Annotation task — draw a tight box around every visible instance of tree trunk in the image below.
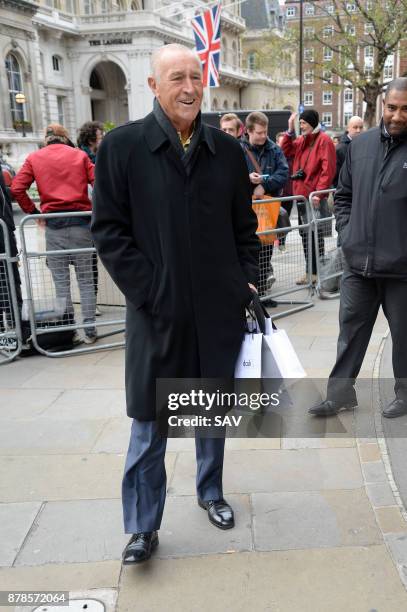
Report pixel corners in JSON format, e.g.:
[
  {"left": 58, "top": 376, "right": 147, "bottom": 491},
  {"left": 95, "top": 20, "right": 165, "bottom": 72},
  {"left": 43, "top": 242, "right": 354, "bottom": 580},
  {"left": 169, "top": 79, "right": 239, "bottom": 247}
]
[{"left": 363, "top": 85, "right": 381, "bottom": 128}]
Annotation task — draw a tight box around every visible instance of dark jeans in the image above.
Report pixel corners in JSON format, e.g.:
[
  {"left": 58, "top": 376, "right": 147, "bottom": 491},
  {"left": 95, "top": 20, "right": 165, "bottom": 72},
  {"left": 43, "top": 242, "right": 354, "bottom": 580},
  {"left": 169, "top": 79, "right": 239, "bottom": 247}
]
[
  {"left": 0, "top": 260, "right": 22, "bottom": 332},
  {"left": 279, "top": 201, "right": 293, "bottom": 247},
  {"left": 327, "top": 269, "right": 407, "bottom": 404},
  {"left": 298, "top": 202, "right": 325, "bottom": 275},
  {"left": 258, "top": 243, "right": 274, "bottom": 296}
]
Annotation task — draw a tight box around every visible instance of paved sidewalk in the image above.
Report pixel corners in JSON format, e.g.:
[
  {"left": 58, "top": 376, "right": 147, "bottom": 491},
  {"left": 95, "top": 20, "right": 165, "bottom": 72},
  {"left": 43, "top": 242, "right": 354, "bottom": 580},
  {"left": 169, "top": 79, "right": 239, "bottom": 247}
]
[{"left": 1, "top": 297, "right": 407, "bottom": 611}]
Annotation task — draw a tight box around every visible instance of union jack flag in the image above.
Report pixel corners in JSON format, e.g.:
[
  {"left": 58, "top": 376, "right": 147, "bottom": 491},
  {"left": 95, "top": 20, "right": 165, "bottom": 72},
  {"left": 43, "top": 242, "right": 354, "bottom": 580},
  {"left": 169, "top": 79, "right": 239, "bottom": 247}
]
[{"left": 191, "top": 3, "right": 221, "bottom": 88}]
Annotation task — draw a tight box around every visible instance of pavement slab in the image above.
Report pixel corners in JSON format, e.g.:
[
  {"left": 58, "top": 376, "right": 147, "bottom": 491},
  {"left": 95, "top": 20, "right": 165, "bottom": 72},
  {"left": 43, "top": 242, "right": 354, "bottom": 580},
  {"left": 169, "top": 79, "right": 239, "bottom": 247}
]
[
  {"left": 40, "top": 389, "right": 125, "bottom": 420},
  {"left": 158, "top": 494, "right": 252, "bottom": 558},
  {"left": 0, "top": 502, "right": 42, "bottom": 567},
  {"left": 0, "top": 454, "right": 127, "bottom": 502},
  {"left": 0, "top": 389, "right": 62, "bottom": 419},
  {"left": 90, "top": 417, "right": 131, "bottom": 454},
  {"left": 14, "top": 499, "right": 127, "bottom": 566},
  {"left": 117, "top": 547, "right": 407, "bottom": 612},
  {"left": 366, "top": 482, "right": 397, "bottom": 508},
  {"left": 169, "top": 448, "right": 363, "bottom": 496},
  {"left": 252, "top": 489, "right": 382, "bottom": 551},
  {"left": 0, "top": 560, "right": 121, "bottom": 591},
  {"left": 0, "top": 418, "right": 108, "bottom": 455}
]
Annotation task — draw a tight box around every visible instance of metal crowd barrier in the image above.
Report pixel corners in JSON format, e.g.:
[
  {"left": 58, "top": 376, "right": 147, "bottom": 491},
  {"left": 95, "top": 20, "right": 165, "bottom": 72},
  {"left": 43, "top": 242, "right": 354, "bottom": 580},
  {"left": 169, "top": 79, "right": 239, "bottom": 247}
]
[
  {"left": 255, "top": 195, "right": 314, "bottom": 319},
  {"left": 308, "top": 189, "right": 343, "bottom": 299},
  {"left": 19, "top": 212, "right": 125, "bottom": 357},
  {"left": 0, "top": 219, "right": 23, "bottom": 364}
]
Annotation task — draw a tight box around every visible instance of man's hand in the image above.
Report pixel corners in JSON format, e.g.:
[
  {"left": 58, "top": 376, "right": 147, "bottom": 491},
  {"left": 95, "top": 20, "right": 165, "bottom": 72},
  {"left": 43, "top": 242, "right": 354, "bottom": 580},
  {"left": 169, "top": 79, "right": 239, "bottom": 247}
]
[
  {"left": 311, "top": 195, "right": 321, "bottom": 208},
  {"left": 249, "top": 172, "right": 263, "bottom": 185},
  {"left": 288, "top": 112, "right": 298, "bottom": 132},
  {"left": 248, "top": 283, "right": 257, "bottom": 293},
  {"left": 35, "top": 218, "right": 46, "bottom": 228}
]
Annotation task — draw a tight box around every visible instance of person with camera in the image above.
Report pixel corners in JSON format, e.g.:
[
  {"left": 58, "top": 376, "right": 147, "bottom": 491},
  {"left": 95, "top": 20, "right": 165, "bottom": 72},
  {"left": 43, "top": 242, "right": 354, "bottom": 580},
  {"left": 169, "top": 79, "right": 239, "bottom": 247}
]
[
  {"left": 241, "top": 112, "right": 288, "bottom": 305},
  {"left": 281, "top": 110, "right": 336, "bottom": 284}
]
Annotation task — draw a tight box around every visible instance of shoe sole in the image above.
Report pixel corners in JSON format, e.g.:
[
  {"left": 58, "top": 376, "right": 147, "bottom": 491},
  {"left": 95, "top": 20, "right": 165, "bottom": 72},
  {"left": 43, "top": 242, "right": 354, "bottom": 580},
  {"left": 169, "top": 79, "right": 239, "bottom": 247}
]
[
  {"left": 309, "top": 403, "right": 357, "bottom": 417},
  {"left": 198, "top": 499, "right": 235, "bottom": 530},
  {"left": 382, "top": 411, "right": 407, "bottom": 419},
  {"left": 122, "top": 536, "right": 159, "bottom": 565}
]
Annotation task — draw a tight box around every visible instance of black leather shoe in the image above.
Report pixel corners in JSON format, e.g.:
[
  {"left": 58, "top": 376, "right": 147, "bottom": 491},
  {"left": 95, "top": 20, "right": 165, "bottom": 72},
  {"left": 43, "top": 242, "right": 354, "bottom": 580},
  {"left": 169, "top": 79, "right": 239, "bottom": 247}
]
[
  {"left": 122, "top": 531, "right": 159, "bottom": 564},
  {"left": 198, "top": 498, "right": 235, "bottom": 530},
  {"left": 308, "top": 399, "right": 357, "bottom": 417},
  {"left": 382, "top": 399, "right": 407, "bottom": 419}
]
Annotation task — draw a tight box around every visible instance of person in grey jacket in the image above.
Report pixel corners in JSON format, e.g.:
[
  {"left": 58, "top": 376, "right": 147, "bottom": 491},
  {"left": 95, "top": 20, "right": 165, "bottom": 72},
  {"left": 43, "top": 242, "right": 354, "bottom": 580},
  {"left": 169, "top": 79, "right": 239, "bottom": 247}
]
[{"left": 309, "top": 78, "right": 407, "bottom": 418}]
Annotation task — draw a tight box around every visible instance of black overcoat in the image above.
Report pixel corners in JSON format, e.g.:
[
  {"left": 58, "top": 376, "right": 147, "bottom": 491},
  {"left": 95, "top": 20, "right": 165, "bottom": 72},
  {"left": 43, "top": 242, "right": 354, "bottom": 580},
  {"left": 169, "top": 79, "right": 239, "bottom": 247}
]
[{"left": 91, "top": 112, "right": 260, "bottom": 420}]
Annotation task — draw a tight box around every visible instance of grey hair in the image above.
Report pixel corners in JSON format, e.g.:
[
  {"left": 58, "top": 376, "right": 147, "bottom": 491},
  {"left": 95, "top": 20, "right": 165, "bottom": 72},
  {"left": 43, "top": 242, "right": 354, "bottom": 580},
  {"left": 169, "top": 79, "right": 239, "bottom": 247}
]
[
  {"left": 150, "top": 44, "right": 202, "bottom": 81},
  {"left": 385, "top": 77, "right": 407, "bottom": 98}
]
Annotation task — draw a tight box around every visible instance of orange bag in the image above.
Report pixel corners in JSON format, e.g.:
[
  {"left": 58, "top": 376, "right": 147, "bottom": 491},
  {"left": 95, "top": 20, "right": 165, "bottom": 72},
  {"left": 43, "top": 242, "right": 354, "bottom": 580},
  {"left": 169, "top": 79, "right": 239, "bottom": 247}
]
[{"left": 252, "top": 197, "right": 281, "bottom": 245}]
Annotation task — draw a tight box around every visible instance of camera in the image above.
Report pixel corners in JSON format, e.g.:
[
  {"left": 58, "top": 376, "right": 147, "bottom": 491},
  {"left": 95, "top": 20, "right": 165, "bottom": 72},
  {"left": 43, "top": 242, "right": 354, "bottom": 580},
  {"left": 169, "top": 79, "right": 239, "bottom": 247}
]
[{"left": 290, "top": 168, "right": 306, "bottom": 181}]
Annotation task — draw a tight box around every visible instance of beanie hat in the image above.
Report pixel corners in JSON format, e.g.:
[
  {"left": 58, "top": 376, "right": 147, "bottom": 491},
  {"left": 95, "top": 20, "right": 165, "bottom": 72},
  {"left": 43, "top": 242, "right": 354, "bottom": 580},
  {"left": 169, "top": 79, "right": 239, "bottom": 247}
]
[{"left": 299, "top": 109, "right": 319, "bottom": 129}]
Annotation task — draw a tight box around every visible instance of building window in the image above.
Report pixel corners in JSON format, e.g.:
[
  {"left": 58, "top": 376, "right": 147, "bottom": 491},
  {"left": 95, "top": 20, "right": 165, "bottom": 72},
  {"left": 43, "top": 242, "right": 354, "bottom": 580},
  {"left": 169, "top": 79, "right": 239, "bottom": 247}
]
[
  {"left": 83, "top": 0, "right": 96, "bottom": 14},
  {"left": 364, "top": 23, "right": 374, "bottom": 34},
  {"left": 346, "top": 24, "right": 356, "bottom": 36},
  {"left": 323, "top": 69, "right": 333, "bottom": 83},
  {"left": 304, "top": 48, "right": 314, "bottom": 62},
  {"left": 344, "top": 111, "right": 353, "bottom": 126},
  {"left": 323, "top": 26, "right": 334, "bottom": 38},
  {"left": 52, "top": 55, "right": 62, "bottom": 72},
  {"left": 322, "top": 112, "right": 332, "bottom": 127},
  {"left": 304, "top": 91, "right": 314, "bottom": 106},
  {"left": 222, "top": 37, "right": 228, "bottom": 65},
  {"left": 286, "top": 6, "right": 296, "bottom": 18},
  {"left": 384, "top": 54, "right": 394, "bottom": 80},
  {"left": 57, "top": 96, "right": 65, "bottom": 125},
  {"left": 247, "top": 52, "right": 259, "bottom": 71},
  {"left": 304, "top": 26, "right": 315, "bottom": 39},
  {"left": 346, "top": 3, "right": 356, "bottom": 12},
  {"left": 305, "top": 4, "right": 315, "bottom": 16},
  {"left": 323, "top": 91, "right": 333, "bottom": 105},
  {"left": 344, "top": 89, "right": 353, "bottom": 104},
  {"left": 323, "top": 47, "right": 333, "bottom": 61},
  {"left": 304, "top": 70, "right": 314, "bottom": 84},
  {"left": 364, "top": 46, "right": 374, "bottom": 58},
  {"left": 5, "top": 52, "right": 25, "bottom": 125},
  {"left": 326, "top": 4, "right": 335, "bottom": 14},
  {"left": 366, "top": 0, "right": 373, "bottom": 9}
]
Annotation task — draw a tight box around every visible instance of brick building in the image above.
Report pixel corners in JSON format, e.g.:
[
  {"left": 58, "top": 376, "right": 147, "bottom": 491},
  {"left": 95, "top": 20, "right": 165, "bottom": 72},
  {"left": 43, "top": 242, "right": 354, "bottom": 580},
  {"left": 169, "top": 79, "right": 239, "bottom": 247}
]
[{"left": 284, "top": 0, "right": 405, "bottom": 133}]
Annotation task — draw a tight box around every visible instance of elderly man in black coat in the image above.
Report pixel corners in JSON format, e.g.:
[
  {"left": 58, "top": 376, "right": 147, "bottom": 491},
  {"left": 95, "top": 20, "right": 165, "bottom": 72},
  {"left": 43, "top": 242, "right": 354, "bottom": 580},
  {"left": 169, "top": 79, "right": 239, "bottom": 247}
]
[{"left": 92, "top": 43, "right": 260, "bottom": 564}]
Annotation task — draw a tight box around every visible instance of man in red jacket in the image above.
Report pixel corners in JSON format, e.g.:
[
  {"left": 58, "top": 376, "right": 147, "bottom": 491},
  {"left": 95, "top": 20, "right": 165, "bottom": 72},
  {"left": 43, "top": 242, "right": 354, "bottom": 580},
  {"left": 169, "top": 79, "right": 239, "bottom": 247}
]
[
  {"left": 11, "top": 124, "right": 97, "bottom": 344},
  {"left": 281, "top": 110, "right": 336, "bottom": 283}
]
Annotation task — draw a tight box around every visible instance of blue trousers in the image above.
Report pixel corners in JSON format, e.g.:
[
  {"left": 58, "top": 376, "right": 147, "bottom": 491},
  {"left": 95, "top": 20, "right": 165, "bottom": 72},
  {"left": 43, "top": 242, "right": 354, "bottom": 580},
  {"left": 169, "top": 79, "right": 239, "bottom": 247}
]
[{"left": 122, "top": 419, "right": 225, "bottom": 533}]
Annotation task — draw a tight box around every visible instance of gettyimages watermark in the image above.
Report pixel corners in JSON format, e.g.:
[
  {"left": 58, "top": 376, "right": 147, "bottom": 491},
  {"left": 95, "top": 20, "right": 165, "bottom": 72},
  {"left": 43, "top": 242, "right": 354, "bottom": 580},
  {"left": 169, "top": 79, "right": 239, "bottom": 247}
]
[{"left": 156, "top": 378, "right": 407, "bottom": 438}]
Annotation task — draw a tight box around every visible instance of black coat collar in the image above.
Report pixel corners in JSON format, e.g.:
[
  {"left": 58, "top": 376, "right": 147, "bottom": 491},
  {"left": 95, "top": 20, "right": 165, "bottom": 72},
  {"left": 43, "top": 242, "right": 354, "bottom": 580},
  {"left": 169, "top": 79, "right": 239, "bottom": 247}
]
[{"left": 143, "top": 111, "right": 216, "bottom": 155}]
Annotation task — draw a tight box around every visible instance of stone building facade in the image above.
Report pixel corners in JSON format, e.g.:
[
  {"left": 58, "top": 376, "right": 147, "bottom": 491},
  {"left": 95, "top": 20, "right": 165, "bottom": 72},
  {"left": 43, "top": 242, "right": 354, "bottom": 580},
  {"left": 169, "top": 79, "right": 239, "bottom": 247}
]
[{"left": 1, "top": 0, "right": 295, "bottom": 166}]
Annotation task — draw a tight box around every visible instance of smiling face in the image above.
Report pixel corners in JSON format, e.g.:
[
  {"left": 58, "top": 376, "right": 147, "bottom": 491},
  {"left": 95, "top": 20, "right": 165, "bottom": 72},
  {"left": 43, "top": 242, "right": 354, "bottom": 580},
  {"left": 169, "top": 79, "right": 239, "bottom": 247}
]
[
  {"left": 148, "top": 48, "right": 203, "bottom": 134},
  {"left": 383, "top": 88, "right": 407, "bottom": 137}
]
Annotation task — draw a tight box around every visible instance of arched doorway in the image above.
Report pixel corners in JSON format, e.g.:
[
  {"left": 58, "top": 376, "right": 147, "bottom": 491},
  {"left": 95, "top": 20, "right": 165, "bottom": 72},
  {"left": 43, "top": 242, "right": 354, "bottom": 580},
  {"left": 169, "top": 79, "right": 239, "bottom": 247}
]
[{"left": 89, "top": 61, "right": 128, "bottom": 127}]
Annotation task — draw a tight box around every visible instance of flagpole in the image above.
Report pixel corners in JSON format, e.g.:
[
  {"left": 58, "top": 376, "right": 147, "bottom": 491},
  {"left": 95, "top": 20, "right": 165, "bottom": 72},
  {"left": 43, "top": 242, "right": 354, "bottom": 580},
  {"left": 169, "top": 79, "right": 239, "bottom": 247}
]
[{"left": 206, "top": 86, "right": 211, "bottom": 111}]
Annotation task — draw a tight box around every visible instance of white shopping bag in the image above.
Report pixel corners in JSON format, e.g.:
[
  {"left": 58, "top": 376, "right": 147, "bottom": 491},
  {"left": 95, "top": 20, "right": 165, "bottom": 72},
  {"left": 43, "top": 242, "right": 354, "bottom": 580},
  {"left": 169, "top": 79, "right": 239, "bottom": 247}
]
[
  {"left": 263, "top": 329, "right": 307, "bottom": 379},
  {"left": 234, "top": 332, "right": 262, "bottom": 378}
]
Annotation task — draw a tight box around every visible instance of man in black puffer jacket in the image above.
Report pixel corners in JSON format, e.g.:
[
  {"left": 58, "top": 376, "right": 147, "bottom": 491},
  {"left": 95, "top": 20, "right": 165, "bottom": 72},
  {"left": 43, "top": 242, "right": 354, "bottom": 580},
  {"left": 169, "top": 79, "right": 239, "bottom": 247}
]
[{"left": 310, "top": 77, "right": 407, "bottom": 418}]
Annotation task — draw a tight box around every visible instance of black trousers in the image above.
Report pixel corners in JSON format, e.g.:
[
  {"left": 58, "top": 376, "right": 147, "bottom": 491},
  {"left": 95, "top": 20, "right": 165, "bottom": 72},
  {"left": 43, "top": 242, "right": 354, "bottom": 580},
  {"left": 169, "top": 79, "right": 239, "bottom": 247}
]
[
  {"left": 298, "top": 202, "right": 325, "bottom": 275},
  {"left": 327, "top": 269, "right": 407, "bottom": 403}
]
